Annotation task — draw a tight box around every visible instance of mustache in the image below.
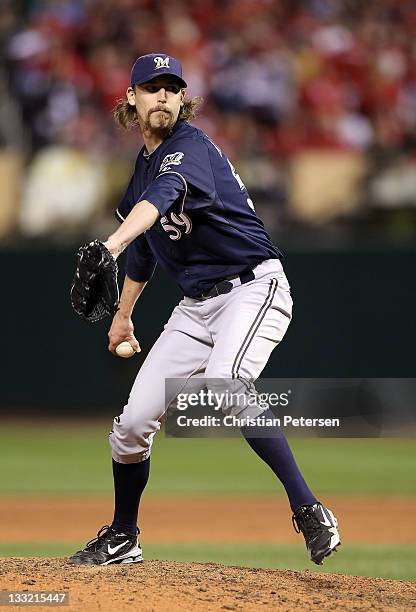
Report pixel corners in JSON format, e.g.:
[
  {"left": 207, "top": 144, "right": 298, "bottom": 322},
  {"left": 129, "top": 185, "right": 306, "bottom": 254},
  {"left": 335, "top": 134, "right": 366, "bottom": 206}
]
[{"left": 149, "top": 106, "right": 172, "bottom": 116}]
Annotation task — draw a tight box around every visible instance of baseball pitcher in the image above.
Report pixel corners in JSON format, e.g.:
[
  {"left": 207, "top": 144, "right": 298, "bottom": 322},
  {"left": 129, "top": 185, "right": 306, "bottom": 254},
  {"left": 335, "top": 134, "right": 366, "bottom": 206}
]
[{"left": 69, "top": 53, "right": 340, "bottom": 566}]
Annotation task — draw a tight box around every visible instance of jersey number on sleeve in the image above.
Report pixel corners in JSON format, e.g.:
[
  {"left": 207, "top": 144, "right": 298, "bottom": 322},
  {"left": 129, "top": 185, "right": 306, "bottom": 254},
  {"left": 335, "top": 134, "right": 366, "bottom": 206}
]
[{"left": 161, "top": 212, "right": 192, "bottom": 241}]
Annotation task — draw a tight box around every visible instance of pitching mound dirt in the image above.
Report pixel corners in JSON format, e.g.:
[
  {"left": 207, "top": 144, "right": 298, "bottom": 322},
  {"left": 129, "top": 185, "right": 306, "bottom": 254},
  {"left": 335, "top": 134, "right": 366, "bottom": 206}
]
[{"left": 1, "top": 558, "right": 415, "bottom": 611}]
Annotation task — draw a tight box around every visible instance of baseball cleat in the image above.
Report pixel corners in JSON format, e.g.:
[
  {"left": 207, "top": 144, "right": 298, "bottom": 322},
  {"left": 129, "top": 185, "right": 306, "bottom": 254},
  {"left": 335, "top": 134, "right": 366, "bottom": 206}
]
[
  {"left": 68, "top": 525, "right": 143, "bottom": 566},
  {"left": 292, "top": 502, "right": 340, "bottom": 565}
]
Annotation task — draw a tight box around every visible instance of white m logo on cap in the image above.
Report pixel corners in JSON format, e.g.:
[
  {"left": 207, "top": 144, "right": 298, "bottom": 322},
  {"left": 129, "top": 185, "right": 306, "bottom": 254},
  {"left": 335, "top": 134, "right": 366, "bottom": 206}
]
[{"left": 154, "top": 56, "right": 170, "bottom": 69}]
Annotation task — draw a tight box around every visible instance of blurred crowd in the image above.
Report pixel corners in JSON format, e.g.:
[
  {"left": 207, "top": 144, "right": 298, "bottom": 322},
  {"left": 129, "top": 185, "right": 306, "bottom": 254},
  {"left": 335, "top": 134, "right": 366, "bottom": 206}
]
[{"left": 1, "top": 0, "right": 416, "bottom": 243}]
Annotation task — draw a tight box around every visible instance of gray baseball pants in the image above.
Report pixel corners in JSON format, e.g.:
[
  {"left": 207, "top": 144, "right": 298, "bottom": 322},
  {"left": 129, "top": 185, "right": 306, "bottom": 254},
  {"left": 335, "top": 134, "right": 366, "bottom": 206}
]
[{"left": 109, "top": 258, "right": 293, "bottom": 464}]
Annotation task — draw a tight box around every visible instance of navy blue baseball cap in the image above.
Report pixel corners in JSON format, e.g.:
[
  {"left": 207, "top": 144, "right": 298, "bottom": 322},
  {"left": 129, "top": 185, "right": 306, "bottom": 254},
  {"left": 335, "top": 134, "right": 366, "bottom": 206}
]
[{"left": 130, "top": 53, "right": 187, "bottom": 88}]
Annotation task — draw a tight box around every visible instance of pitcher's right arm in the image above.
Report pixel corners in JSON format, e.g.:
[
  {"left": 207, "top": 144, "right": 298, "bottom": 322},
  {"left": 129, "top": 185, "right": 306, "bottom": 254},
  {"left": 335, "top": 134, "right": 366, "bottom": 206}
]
[{"left": 108, "top": 275, "right": 147, "bottom": 355}]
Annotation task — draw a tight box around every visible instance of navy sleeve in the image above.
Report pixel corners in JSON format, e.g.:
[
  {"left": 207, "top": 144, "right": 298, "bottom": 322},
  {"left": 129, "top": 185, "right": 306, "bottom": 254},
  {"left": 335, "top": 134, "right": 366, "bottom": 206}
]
[
  {"left": 159, "top": 137, "right": 215, "bottom": 194},
  {"left": 139, "top": 172, "right": 186, "bottom": 217},
  {"left": 141, "top": 137, "right": 216, "bottom": 215},
  {"left": 125, "top": 235, "right": 157, "bottom": 283}
]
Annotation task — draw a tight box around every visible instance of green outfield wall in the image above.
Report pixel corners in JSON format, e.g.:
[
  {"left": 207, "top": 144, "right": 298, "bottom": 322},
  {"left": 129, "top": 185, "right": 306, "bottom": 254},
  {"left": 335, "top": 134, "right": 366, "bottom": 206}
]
[{"left": 1, "top": 248, "right": 415, "bottom": 412}]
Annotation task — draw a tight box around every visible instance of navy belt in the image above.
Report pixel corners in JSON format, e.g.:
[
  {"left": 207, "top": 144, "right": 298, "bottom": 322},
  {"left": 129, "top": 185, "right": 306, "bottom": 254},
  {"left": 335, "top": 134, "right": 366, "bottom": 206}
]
[{"left": 197, "top": 269, "right": 255, "bottom": 300}]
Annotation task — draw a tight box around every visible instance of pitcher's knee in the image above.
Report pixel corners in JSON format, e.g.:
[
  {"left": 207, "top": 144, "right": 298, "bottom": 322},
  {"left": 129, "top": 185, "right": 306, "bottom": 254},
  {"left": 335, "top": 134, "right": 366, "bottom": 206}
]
[
  {"left": 204, "top": 375, "right": 262, "bottom": 419},
  {"left": 108, "top": 410, "right": 160, "bottom": 464}
]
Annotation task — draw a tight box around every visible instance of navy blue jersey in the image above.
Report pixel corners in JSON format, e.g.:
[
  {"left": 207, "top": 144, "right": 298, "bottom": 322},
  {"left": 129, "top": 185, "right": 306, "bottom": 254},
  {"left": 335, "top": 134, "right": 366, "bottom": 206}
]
[{"left": 116, "top": 120, "right": 282, "bottom": 298}]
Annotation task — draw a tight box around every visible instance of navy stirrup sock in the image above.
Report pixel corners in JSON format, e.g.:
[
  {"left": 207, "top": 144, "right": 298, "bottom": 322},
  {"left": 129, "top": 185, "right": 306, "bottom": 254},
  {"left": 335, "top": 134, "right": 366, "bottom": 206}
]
[
  {"left": 111, "top": 457, "right": 150, "bottom": 536},
  {"left": 241, "top": 409, "right": 317, "bottom": 512}
]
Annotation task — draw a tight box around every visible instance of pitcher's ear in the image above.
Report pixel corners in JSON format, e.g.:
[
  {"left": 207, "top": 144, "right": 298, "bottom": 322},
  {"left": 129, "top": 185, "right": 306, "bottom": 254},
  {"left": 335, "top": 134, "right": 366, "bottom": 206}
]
[{"left": 127, "top": 86, "right": 136, "bottom": 107}]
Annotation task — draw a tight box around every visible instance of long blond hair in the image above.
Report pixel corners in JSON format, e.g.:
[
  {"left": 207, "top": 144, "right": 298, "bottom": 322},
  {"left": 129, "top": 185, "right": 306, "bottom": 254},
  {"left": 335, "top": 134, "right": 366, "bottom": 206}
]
[{"left": 113, "top": 92, "right": 203, "bottom": 131}]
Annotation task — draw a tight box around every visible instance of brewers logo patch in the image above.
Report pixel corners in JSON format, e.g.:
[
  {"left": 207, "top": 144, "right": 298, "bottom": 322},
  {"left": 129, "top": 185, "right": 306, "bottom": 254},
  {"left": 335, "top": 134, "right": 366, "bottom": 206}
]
[{"left": 159, "top": 152, "right": 184, "bottom": 173}]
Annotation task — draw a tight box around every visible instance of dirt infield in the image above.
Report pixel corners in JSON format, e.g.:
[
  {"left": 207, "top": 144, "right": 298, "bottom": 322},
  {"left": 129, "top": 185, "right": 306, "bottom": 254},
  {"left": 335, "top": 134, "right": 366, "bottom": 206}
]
[
  {"left": 1, "top": 495, "right": 416, "bottom": 544},
  {"left": 1, "top": 558, "right": 415, "bottom": 611},
  {"left": 2, "top": 496, "right": 416, "bottom": 610}
]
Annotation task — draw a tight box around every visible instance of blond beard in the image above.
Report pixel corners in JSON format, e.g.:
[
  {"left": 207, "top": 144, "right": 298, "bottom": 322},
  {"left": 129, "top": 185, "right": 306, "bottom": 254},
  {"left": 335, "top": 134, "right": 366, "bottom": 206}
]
[{"left": 141, "top": 109, "right": 176, "bottom": 139}]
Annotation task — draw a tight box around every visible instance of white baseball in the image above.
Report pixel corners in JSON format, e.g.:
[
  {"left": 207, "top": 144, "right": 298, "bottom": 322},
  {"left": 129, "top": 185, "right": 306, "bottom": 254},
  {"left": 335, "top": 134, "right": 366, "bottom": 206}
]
[{"left": 115, "top": 341, "right": 136, "bottom": 358}]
